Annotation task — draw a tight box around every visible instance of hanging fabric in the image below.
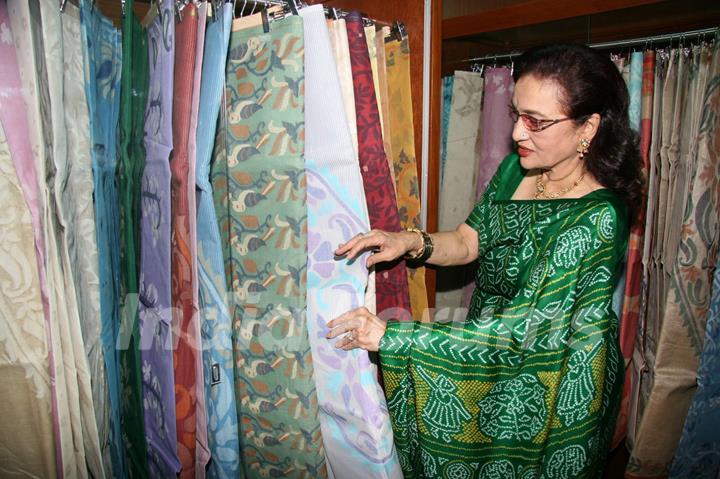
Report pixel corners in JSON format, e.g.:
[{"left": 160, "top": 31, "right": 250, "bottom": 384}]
[
  {"left": 346, "top": 12, "right": 412, "bottom": 321},
  {"left": 195, "top": 3, "right": 241, "bottom": 478},
  {"left": 671, "top": 267, "right": 720, "bottom": 477},
  {"left": 665, "top": 45, "right": 713, "bottom": 272},
  {"left": 138, "top": 0, "right": 182, "bottom": 475},
  {"left": 187, "top": 3, "right": 211, "bottom": 475},
  {"left": 223, "top": 12, "right": 327, "bottom": 477},
  {"left": 0, "top": 119, "right": 58, "bottom": 478},
  {"left": 42, "top": 1, "right": 107, "bottom": 471},
  {"left": 61, "top": 3, "right": 111, "bottom": 474},
  {"left": 657, "top": 49, "right": 687, "bottom": 308},
  {"left": 300, "top": 6, "right": 402, "bottom": 477},
  {"left": 327, "top": 17, "right": 378, "bottom": 317},
  {"left": 473, "top": 67, "right": 515, "bottom": 198},
  {"left": 327, "top": 18, "right": 358, "bottom": 156},
  {"left": 364, "top": 25, "right": 393, "bottom": 185},
  {"left": 614, "top": 49, "right": 656, "bottom": 447},
  {"left": 210, "top": 113, "right": 232, "bottom": 284},
  {"left": 384, "top": 34, "right": 429, "bottom": 320},
  {"left": 0, "top": 3, "right": 57, "bottom": 475},
  {"left": 460, "top": 66, "right": 515, "bottom": 308},
  {"left": 436, "top": 70, "right": 483, "bottom": 310},
  {"left": 627, "top": 48, "right": 669, "bottom": 449},
  {"left": 627, "top": 42, "right": 718, "bottom": 477},
  {"left": 118, "top": 1, "right": 151, "bottom": 475},
  {"left": 629, "top": 51, "right": 644, "bottom": 130},
  {"left": 79, "top": 0, "right": 125, "bottom": 475},
  {"left": 376, "top": 26, "right": 396, "bottom": 192},
  {"left": 440, "top": 75, "right": 454, "bottom": 187},
  {"left": 8, "top": 0, "right": 104, "bottom": 476},
  {"left": 171, "top": 5, "right": 202, "bottom": 475},
  {"left": 40, "top": 0, "right": 106, "bottom": 472}
]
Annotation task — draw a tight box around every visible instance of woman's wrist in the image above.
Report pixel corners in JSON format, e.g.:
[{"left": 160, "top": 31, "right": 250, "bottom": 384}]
[
  {"left": 403, "top": 228, "right": 434, "bottom": 262},
  {"left": 403, "top": 229, "right": 424, "bottom": 257}
]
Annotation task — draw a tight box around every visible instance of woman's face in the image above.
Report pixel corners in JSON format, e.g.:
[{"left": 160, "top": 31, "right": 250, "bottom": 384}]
[{"left": 511, "top": 74, "right": 586, "bottom": 172}]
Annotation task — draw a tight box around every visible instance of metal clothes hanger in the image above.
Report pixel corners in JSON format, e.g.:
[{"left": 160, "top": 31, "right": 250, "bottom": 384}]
[{"left": 286, "top": 0, "right": 299, "bottom": 16}]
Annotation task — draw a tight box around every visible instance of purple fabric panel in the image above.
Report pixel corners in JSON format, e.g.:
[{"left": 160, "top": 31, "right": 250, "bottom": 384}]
[
  {"left": 138, "top": 1, "right": 180, "bottom": 476},
  {"left": 475, "top": 67, "right": 515, "bottom": 200}
]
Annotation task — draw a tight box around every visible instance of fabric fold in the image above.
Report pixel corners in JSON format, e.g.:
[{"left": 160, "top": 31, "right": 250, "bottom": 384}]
[{"left": 301, "top": 6, "right": 402, "bottom": 478}]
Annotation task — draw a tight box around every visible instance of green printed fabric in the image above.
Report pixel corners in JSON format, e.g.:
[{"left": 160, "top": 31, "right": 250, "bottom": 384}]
[
  {"left": 222, "top": 17, "right": 326, "bottom": 478},
  {"left": 118, "top": 5, "right": 150, "bottom": 476},
  {"left": 380, "top": 153, "right": 629, "bottom": 479}
]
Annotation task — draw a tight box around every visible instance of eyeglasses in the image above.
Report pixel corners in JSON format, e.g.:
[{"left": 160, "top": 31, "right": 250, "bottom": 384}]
[{"left": 508, "top": 105, "right": 574, "bottom": 132}]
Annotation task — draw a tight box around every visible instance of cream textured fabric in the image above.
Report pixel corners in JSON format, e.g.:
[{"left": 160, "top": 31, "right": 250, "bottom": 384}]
[
  {"left": 0, "top": 114, "right": 58, "bottom": 479},
  {"left": 327, "top": 19, "right": 357, "bottom": 156},
  {"left": 436, "top": 71, "right": 484, "bottom": 310},
  {"left": 39, "top": 0, "right": 103, "bottom": 474},
  {"left": 9, "top": 1, "right": 103, "bottom": 476},
  {"left": 61, "top": 4, "right": 111, "bottom": 474}
]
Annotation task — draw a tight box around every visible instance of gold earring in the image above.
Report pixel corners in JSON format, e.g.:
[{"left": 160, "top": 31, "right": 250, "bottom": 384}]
[{"left": 577, "top": 138, "right": 590, "bottom": 158}]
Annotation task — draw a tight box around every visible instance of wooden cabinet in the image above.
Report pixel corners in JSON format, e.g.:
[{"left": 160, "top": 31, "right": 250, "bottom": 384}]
[{"left": 441, "top": 0, "right": 720, "bottom": 74}]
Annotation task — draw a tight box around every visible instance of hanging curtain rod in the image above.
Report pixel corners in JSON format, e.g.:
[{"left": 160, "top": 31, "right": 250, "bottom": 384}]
[
  {"left": 234, "top": 0, "right": 406, "bottom": 35},
  {"left": 82, "top": 0, "right": 408, "bottom": 39},
  {"left": 456, "top": 26, "right": 719, "bottom": 65}
]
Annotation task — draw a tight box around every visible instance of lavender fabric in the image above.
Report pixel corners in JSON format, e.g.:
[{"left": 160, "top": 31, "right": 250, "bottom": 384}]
[
  {"left": 474, "top": 67, "right": 514, "bottom": 200},
  {"left": 138, "top": 1, "right": 180, "bottom": 475}
]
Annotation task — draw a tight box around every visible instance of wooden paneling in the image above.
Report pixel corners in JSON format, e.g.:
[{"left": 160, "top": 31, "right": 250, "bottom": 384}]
[
  {"left": 425, "top": 0, "right": 442, "bottom": 305},
  {"left": 441, "top": 0, "right": 720, "bottom": 73},
  {"left": 443, "top": 0, "right": 526, "bottom": 20},
  {"left": 93, "top": 0, "right": 150, "bottom": 26},
  {"left": 443, "top": 0, "right": 666, "bottom": 39}
]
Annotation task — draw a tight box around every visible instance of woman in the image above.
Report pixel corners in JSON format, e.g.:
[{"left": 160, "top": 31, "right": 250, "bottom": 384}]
[{"left": 327, "top": 44, "right": 643, "bottom": 478}]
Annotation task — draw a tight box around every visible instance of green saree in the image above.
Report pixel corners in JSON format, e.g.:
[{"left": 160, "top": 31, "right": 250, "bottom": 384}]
[{"left": 380, "top": 153, "right": 628, "bottom": 479}]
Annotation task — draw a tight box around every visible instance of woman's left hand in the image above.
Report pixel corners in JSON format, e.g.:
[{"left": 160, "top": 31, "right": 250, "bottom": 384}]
[{"left": 326, "top": 307, "right": 386, "bottom": 352}]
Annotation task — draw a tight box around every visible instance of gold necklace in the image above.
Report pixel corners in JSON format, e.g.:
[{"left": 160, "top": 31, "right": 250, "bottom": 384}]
[{"left": 534, "top": 172, "right": 585, "bottom": 199}]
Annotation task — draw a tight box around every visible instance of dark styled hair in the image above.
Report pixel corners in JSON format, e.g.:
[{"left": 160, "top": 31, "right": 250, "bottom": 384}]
[{"left": 513, "top": 43, "right": 644, "bottom": 219}]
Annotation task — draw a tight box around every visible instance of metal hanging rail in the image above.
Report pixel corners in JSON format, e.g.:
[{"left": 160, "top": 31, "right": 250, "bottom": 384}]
[
  {"left": 102, "top": 0, "right": 408, "bottom": 39},
  {"left": 455, "top": 26, "right": 719, "bottom": 65},
  {"left": 235, "top": 0, "right": 405, "bottom": 34}
]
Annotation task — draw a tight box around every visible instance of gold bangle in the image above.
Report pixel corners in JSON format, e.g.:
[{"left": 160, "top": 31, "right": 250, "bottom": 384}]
[{"left": 404, "top": 228, "right": 425, "bottom": 259}]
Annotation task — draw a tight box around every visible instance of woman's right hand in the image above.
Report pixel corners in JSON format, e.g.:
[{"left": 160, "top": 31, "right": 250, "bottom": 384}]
[{"left": 334, "top": 229, "right": 421, "bottom": 268}]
